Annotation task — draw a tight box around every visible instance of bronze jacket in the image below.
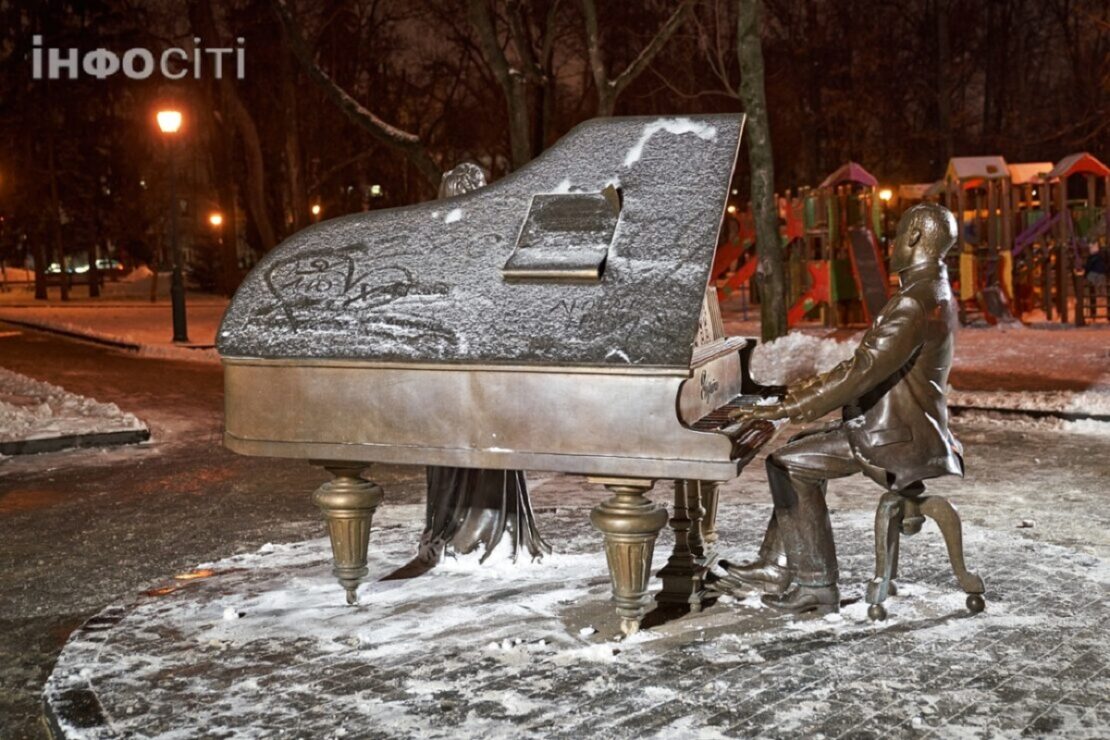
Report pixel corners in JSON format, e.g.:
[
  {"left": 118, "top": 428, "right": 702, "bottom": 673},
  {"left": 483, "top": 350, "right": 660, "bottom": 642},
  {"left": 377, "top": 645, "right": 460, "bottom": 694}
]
[{"left": 782, "top": 262, "right": 964, "bottom": 490}]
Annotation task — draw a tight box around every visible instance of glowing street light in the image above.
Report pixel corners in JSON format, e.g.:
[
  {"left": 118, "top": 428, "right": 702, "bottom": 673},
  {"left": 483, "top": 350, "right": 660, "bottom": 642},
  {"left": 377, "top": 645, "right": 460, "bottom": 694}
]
[
  {"left": 155, "top": 107, "right": 188, "bottom": 343},
  {"left": 208, "top": 212, "right": 224, "bottom": 227},
  {"left": 311, "top": 203, "right": 321, "bottom": 217},
  {"left": 156, "top": 110, "right": 182, "bottom": 134},
  {"left": 878, "top": 188, "right": 894, "bottom": 203},
  {"left": 726, "top": 204, "right": 738, "bottom": 214}
]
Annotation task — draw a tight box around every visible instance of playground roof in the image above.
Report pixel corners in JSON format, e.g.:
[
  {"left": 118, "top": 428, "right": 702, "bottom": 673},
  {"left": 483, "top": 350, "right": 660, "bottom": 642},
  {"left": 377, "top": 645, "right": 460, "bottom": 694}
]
[
  {"left": 898, "top": 183, "right": 934, "bottom": 200},
  {"left": 946, "top": 156, "right": 1009, "bottom": 182},
  {"left": 819, "top": 161, "right": 878, "bottom": 189},
  {"left": 1008, "top": 162, "right": 1054, "bottom": 185},
  {"left": 924, "top": 180, "right": 946, "bottom": 197},
  {"left": 1045, "top": 152, "right": 1110, "bottom": 180}
]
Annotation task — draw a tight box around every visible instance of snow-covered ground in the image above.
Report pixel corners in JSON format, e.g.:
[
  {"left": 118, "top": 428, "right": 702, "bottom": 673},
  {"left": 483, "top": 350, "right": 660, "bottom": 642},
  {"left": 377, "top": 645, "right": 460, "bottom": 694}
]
[
  {"left": 0, "top": 367, "right": 147, "bottom": 451},
  {"left": 45, "top": 497, "right": 1109, "bottom": 738},
  {"left": 0, "top": 301, "right": 225, "bottom": 362}
]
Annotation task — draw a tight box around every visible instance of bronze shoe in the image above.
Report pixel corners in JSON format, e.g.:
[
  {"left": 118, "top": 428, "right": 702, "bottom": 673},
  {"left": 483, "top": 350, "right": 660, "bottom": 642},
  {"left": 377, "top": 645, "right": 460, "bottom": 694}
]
[
  {"left": 761, "top": 584, "right": 840, "bottom": 615},
  {"left": 719, "top": 557, "right": 792, "bottom": 595}
]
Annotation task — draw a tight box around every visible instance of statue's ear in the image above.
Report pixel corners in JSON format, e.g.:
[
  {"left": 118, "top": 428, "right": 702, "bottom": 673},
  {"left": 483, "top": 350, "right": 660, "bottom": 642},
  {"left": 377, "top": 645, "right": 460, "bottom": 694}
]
[{"left": 909, "top": 228, "right": 923, "bottom": 247}]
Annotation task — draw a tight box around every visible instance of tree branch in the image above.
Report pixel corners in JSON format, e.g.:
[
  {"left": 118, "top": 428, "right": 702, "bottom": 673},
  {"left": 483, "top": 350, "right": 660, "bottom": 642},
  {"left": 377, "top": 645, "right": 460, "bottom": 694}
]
[
  {"left": 580, "top": 0, "right": 694, "bottom": 115},
  {"left": 609, "top": 0, "right": 695, "bottom": 97},
  {"left": 270, "top": 0, "right": 441, "bottom": 187}
]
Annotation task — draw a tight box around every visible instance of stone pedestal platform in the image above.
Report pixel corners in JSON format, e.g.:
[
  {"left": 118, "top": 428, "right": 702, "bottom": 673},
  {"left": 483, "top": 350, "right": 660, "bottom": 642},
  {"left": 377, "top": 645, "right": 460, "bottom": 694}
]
[{"left": 45, "top": 504, "right": 1109, "bottom": 738}]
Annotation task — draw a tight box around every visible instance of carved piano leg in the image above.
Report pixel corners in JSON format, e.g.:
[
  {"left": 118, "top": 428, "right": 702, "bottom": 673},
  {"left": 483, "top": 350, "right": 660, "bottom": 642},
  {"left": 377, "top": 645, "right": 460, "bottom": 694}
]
[
  {"left": 656, "top": 480, "right": 707, "bottom": 612},
  {"left": 698, "top": 481, "right": 721, "bottom": 565},
  {"left": 588, "top": 477, "right": 668, "bottom": 637},
  {"left": 312, "top": 462, "right": 384, "bottom": 605}
]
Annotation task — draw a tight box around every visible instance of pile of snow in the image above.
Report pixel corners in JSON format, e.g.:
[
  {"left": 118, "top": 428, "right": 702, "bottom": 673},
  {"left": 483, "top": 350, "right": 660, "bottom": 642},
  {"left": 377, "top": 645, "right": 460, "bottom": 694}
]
[
  {"left": 0, "top": 366, "right": 146, "bottom": 444},
  {"left": 750, "top": 331, "right": 859, "bottom": 385},
  {"left": 949, "top": 388, "right": 1110, "bottom": 417},
  {"left": 119, "top": 265, "right": 155, "bottom": 283}
]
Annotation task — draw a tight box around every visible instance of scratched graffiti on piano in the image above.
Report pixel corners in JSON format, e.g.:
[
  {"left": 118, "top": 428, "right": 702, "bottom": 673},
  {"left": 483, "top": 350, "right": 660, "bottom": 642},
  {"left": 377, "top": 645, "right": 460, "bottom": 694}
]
[{"left": 258, "top": 246, "right": 460, "bottom": 353}]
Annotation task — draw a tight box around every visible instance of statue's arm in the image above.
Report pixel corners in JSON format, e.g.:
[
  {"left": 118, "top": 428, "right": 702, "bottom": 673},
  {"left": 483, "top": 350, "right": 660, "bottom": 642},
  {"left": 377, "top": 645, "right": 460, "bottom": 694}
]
[{"left": 783, "top": 295, "right": 925, "bottom": 422}]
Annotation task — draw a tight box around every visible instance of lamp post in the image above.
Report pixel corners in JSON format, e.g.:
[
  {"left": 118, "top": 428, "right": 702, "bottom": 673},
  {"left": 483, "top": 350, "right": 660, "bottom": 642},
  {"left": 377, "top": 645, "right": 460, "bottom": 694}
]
[{"left": 156, "top": 109, "right": 188, "bottom": 343}]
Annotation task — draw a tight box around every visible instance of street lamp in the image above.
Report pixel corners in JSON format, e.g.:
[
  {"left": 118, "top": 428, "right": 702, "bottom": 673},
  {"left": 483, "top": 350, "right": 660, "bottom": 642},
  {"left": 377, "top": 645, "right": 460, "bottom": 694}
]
[
  {"left": 310, "top": 203, "right": 321, "bottom": 220},
  {"left": 878, "top": 188, "right": 894, "bottom": 203},
  {"left": 208, "top": 212, "right": 223, "bottom": 227},
  {"left": 156, "top": 108, "right": 188, "bottom": 343}
]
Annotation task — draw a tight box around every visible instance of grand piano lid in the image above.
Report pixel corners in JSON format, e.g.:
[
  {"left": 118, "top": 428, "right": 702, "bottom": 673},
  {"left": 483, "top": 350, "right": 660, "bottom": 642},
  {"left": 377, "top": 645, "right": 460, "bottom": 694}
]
[{"left": 217, "top": 114, "right": 744, "bottom": 369}]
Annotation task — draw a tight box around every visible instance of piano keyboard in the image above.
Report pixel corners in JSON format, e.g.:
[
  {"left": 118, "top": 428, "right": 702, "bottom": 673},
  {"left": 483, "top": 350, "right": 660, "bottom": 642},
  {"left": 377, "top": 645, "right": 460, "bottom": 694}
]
[{"left": 691, "top": 394, "right": 773, "bottom": 431}]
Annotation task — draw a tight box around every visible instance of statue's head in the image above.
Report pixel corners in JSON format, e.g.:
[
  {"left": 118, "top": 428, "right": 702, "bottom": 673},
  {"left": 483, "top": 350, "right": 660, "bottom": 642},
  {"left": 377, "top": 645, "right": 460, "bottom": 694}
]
[
  {"left": 890, "top": 202, "right": 958, "bottom": 273},
  {"left": 438, "top": 161, "right": 489, "bottom": 199}
]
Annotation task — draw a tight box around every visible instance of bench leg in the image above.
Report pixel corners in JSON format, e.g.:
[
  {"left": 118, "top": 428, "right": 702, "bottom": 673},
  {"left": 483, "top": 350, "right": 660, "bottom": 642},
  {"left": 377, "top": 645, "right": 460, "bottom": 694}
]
[
  {"left": 918, "top": 495, "right": 986, "bottom": 612},
  {"left": 589, "top": 478, "right": 668, "bottom": 637},
  {"left": 313, "top": 462, "right": 384, "bottom": 605},
  {"left": 867, "top": 491, "right": 904, "bottom": 621}
]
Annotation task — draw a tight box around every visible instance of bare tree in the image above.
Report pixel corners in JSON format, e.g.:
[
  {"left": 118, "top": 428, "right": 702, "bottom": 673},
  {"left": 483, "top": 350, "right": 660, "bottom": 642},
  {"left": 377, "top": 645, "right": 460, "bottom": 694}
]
[
  {"left": 736, "top": 0, "right": 786, "bottom": 340},
  {"left": 580, "top": 0, "right": 695, "bottom": 116},
  {"left": 271, "top": 0, "right": 443, "bottom": 188}
]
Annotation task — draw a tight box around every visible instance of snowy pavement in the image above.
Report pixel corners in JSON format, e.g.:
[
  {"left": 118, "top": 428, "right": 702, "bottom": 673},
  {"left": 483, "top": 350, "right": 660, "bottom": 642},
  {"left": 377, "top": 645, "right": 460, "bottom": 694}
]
[
  {"left": 0, "top": 297, "right": 226, "bottom": 362},
  {"left": 45, "top": 449, "right": 1109, "bottom": 738}
]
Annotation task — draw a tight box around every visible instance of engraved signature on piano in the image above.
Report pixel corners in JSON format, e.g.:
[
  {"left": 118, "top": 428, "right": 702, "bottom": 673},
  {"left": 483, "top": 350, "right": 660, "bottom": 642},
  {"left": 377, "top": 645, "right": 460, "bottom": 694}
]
[
  {"left": 699, "top": 369, "right": 720, "bottom": 402},
  {"left": 260, "top": 246, "right": 459, "bottom": 353}
]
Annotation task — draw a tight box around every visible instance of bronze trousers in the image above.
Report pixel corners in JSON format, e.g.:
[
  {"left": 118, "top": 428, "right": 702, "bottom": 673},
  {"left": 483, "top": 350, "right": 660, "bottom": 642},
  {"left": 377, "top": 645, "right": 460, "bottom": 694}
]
[{"left": 760, "top": 427, "right": 864, "bottom": 587}]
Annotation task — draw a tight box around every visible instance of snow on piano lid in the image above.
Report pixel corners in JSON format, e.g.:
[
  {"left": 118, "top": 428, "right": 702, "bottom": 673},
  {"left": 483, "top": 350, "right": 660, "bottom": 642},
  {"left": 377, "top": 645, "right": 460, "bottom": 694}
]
[{"left": 217, "top": 114, "right": 744, "bottom": 368}]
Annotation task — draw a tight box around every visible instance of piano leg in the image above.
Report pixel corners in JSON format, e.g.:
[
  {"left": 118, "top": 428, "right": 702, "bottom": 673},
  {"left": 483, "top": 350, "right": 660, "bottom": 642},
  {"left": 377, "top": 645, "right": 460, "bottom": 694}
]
[
  {"left": 588, "top": 478, "right": 668, "bottom": 637},
  {"left": 312, "top": 462, "right": 384, "bottom": 605},
  {"left": 656, "top": 480, "right": 708, "bottom": 612},
  {"left": 698, "top": 481, "right": 721, "bottom": 565}
]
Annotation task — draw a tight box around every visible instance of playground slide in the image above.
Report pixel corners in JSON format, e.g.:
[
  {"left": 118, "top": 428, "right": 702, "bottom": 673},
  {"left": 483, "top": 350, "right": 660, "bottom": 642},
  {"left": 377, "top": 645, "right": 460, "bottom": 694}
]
[
  {"left": 847, "top": 227, "right": 890, "bottom": 323},
  {"left": 1012, "top": 212, "right": 1061, "bottom": 256},
  {"left": 786, "top": 262, "right": 831, "bottom": 327},
  {"left": 716, "top": 253, "right": 758, "bottom": 297}
]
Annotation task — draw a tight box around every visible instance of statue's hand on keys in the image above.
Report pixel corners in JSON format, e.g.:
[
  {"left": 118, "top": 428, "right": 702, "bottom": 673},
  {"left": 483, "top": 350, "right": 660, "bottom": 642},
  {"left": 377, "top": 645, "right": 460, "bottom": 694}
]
[{"left": 729, "top": 402, "right": 788, "bottom": 423}]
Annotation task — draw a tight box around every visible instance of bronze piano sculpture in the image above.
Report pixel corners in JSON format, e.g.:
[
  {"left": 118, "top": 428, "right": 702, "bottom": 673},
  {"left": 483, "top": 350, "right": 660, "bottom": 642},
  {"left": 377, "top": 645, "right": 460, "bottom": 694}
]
[{"left": 216, "top": 114, "right": 780, "bottom": 636}]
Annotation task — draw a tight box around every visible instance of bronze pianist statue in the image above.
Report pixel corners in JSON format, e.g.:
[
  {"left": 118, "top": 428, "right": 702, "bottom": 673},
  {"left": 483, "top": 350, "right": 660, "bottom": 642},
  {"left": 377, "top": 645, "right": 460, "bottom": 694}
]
[
  {"left": 720, "top": 203, "right": 968, "bottom": 615},
  {"left": 216, "top": 114, "right": 778, "bottom": 635}
]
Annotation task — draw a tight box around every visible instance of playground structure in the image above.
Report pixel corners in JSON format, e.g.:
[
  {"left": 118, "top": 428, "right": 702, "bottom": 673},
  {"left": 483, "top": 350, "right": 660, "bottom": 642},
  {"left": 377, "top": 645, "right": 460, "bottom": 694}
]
[
  {"left": 942, "top": 156, "right": 1017, "bottom": 324},
  {"left": 1042, "top": 153, "right": 1109, "bottom": 325},
  {"left": 788, "top": 162, "right": 889, "bottom": 327},
  {"left": 713, "top": 152, "right": 1108, "bottom": 327},
  {"left": 713, "top": 162, "right": 891, "bottom": 328}
]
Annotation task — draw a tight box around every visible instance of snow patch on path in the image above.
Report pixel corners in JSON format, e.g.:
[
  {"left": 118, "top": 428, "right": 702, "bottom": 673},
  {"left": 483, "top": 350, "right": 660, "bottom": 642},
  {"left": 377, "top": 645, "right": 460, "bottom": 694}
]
[{"left": 0, "top": 366, "right": 146, "bottom": 444}]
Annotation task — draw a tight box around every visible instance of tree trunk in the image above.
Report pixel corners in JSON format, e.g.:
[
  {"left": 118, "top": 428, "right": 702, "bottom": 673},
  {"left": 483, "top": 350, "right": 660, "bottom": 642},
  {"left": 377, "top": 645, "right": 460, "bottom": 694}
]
[
  {"left": 936, "top": 0, "right": 953, "bottom": 164},
  {"left": 737, "top": 0, "right": 786, "bottom": 341},
  {"left": 46, "top": 132, "right": 68, "bottom": 302},
  {"left": 282, "top": 52, "right": 307, "bottom": 233},
  {"left": 468, "top": 0, "right": 534, "bottom": 169},
  {"left": 191, "top": 0, "right": 278, "bottom": 254},
  {"left": 225, "top": 87, "right": 277, "bottom": 253}
]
